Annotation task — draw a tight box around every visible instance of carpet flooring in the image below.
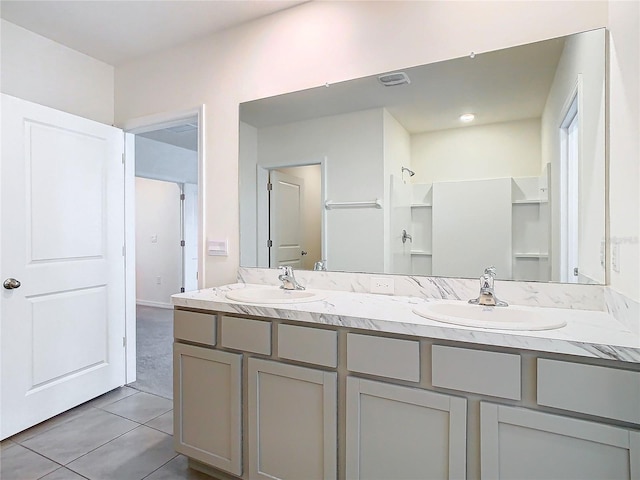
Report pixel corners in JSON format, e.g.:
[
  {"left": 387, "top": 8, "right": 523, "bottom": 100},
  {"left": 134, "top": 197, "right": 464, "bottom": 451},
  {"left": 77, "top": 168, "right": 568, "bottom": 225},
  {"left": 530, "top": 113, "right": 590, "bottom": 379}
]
[{"left": 130, "top": 305, "right": 173, "bottom": 400}]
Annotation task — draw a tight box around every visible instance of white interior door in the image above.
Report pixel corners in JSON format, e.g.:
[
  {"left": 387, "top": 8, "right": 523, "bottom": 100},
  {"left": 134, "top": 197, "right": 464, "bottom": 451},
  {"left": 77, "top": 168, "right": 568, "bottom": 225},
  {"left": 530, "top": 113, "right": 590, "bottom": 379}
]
[
  {"left": 1, "top": 94, "right": 126, "bottom": 439},
  {"left": 269, "top": 170, "right": 304, "bottom": 268}
]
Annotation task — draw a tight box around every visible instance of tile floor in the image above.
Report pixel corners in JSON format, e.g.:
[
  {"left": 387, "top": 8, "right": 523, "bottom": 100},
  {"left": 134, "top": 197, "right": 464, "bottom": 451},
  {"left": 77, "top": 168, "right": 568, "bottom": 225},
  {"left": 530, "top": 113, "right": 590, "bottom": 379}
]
[{"left": 0, "top": 387, "right": 211, "bottom": 480}]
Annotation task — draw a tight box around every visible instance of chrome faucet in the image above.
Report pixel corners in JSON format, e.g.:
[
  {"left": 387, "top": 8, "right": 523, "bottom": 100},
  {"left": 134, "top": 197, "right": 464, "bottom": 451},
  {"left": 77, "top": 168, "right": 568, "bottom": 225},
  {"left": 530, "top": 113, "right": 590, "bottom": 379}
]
[
  {"left": 468, "top": 266, "right": 508, "bottom": 307},
  {"left": 313, "top": 260, "right": 327, "bottom": 271},
  {"left": 278, "top": 266, "right": 305, "bottom": 290}
]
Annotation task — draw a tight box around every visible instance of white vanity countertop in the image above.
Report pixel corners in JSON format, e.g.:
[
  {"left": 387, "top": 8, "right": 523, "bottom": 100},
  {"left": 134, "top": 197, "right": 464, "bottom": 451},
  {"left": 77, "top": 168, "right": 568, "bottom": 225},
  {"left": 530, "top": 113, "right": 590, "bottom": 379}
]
[{"left": 172, "top": 284, "right": 640, "bottom": 363}]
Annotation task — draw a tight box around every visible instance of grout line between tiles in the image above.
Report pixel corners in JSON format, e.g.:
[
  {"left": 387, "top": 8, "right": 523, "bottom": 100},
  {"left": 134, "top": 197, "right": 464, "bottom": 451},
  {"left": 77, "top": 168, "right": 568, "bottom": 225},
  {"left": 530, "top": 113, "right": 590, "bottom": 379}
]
[
  {"left": 139, "top": 453, "right": 181, "bottom": 480},
  {"left": 63, "top": 423, "right": 145, "bottom": 471}
]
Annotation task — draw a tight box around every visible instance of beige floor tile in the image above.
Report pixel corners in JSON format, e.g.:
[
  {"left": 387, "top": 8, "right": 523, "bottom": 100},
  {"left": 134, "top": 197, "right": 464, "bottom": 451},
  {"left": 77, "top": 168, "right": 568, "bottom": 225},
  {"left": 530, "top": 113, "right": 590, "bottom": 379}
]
[
  {"left": 9, "top": 403, "right": 95, "bottom": 444},
  {"left": 1, "top": 439, "right": 15, "bottom": 451},
  {"left": 21, "top": 408, "right": 138, "bottom": 465},
  {"left": 100, "top": 392, "right": 172, "bottom": 424},
  {"left": 0, "top": 442, "right": 60, "bottom": 480},
  {"left": 67, "top": 425, "right": 177, "bottom": 480},
  {"left": 145, "top": 410, "right": 173, "bottom": 436},
  {"left": 144, "top": 455, "right": 212, "bottom": 480},
  {"left": 85, "top": 386, "right": 139, "bottom": 409}
]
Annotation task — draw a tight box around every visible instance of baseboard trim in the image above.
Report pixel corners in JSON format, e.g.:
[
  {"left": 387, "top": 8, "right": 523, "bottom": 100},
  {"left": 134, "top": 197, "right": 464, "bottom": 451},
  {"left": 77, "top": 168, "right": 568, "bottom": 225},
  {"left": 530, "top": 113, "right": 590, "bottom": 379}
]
[{"left": 136, "top": 300, "right": 173, "bottom": 310}]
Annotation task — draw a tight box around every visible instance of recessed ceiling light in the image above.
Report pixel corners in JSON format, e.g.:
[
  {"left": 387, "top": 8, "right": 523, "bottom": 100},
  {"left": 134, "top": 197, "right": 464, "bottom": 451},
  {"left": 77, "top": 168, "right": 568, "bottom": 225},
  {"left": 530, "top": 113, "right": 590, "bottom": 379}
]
[{"left": 459, "top": 113, "right": 475, "bottom": 123}]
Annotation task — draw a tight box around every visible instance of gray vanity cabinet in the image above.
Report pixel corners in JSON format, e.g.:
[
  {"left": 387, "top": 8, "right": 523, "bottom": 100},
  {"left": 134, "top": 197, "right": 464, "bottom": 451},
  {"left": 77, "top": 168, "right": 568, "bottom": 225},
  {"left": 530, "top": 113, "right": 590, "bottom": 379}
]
[
  {"left": 248, "top": 358, "right": 338, "bottom": 480},
  {"left": 345, "top": 377, "right": 468, "bottom": 480},
  {"left": 480, "top": 402, "right": 640, "bottom": 479},
  {"left": 173, "top": 343, "right": 242, "bottom": 476}
]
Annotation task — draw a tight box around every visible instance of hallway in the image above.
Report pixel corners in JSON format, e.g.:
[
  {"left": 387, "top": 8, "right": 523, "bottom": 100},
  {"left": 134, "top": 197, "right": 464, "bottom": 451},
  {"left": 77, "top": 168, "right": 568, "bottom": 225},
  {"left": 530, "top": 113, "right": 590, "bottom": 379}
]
[{"left": 130, "top": 305, "right": 173, "bottom": 400}]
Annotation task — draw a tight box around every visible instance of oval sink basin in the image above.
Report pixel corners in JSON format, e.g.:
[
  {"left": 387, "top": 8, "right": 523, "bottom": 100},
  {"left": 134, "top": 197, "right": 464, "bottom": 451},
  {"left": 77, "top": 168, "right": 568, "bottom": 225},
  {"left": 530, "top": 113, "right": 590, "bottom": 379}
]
[
  {"left": 226, "top": 287, "right": 325, "bottom": 304},
  {"left": 413, "top": 301, "right": 566, "bottom": 331}
]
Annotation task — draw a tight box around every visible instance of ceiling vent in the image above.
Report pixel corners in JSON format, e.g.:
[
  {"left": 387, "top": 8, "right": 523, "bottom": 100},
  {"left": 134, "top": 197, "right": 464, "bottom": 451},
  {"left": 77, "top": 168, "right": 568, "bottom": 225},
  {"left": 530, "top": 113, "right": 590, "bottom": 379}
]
[{"left": 377, "top": 72, "right": 411, "bottom": 87}]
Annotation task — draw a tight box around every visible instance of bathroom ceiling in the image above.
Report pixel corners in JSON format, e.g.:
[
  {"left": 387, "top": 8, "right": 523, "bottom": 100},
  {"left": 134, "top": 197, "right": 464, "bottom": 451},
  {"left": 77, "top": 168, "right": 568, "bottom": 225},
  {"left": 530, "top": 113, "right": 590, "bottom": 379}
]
[
  {"left": 0, "top": 0, "right": 308, "bottom": 65},
  {"left": 241, "top": 35, "right": 566, "bottom": 133}
]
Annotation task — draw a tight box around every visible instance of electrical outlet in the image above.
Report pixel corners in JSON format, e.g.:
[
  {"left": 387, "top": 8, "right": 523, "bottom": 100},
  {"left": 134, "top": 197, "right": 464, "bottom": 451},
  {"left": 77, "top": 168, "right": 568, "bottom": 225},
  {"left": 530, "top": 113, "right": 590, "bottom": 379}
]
[
  {"left": 612, "top": 243, "right": 620, "bottom": 273},
  {"left": 371, "top": 277, "right": 394, "bottom": 295},
  {"left": 150, "top": 235, "right": 158, "bottom": 244},
  {"left": 156, "top": 276, "right": 162, "bottom": 285}
]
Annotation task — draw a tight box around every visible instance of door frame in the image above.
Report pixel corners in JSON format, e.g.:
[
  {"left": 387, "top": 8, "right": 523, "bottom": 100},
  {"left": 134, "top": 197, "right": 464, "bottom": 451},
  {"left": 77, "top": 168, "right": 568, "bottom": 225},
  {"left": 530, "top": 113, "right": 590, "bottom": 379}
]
[
  {"left": 256, "top": 158, "right": 327, "bottom": 269},
  {"left": 121, "top": 106, "right": 206, "bottom": 383}
]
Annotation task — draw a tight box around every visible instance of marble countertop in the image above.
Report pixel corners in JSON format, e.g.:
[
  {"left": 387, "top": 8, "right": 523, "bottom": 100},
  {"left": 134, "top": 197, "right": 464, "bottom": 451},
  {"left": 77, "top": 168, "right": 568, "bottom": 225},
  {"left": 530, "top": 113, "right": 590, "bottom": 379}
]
[{"left": 172, "top": 283, "right": 640, "bottom": 363}]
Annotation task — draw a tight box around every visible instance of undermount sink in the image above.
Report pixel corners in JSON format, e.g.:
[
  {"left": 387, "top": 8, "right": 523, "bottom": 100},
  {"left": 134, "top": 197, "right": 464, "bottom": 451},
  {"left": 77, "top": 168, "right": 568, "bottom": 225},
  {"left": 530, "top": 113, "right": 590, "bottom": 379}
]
[
  {"left": 412, "top": 300, "right": 567, "bottom": 331},
  {"left": 225, "top": 287, "right": 325, "bottom": 304}
]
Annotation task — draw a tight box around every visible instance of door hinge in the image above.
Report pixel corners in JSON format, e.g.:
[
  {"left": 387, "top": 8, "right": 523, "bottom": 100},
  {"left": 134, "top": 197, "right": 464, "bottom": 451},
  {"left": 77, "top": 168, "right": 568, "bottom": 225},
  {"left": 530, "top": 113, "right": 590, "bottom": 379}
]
[
  {"left": 122, "top": 245, "right": 126, "bottom": 256},
  {"left": 122, "top": 336, "right": 126, "bottom": 347},
  {"left": 180, "top": 193, "right": 185, "bottom": 201},
  {"left": 267, "top": 182, "right": 273, "bottom": 191},
  {"left": 573, "top": 267, "right": 579, "bottom": 277},
  {"left": 121, "top": 153, "right": 125, "bottom": 165},
  {"left": 180, "top": 287, "right": 185, "bottom": 293},
  {"left": 267, "top": 239, "right": 273, "bottom": 248},
  {"left": 180, "top": 240, "right": 185, "bottom": 247}
]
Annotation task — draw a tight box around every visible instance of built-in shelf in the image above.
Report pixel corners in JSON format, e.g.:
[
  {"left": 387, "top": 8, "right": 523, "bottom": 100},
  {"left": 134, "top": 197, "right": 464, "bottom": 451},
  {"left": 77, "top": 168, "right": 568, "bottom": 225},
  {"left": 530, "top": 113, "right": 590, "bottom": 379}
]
[
  {"left": 410, "top": 250, "right": 432, "bottom": 256},
  {"left": 410, "top": 203, "right": 432, "bottom": 208},
  {"left": 512, "top": 199, "right": 549, "bottom": 205},
  {"left": 513, "top": 253, "right": 549, "bottom": 259}
]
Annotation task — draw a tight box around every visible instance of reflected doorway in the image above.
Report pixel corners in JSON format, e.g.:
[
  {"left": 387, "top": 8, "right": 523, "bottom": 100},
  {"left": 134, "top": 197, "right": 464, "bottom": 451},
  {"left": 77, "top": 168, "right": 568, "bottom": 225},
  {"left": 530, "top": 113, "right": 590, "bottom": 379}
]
[{"left": 268, "top": 164, "right": 322, "bottom": 270}]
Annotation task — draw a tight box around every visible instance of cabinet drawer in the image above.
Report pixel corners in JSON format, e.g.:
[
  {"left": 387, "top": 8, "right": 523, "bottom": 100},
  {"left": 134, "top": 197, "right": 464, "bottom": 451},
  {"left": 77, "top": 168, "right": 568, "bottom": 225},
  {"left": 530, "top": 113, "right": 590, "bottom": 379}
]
[
  {"left": 432, "top": 345, "right": 521, "bottom": 400},
  {"left": 347, "top": 333, "right": 419, "bottom": 382},
  {"left": 221, "top": 316, "right": 271, "bottom": 355},
  {"left": 278, "top": 324, "right": 338, "bottom": 368},
  {"left": 537, "top": 359, "right": 640, "bottom": 424},
  {"left": 174, "top": 310, "right": 216, "bottom": 346}
]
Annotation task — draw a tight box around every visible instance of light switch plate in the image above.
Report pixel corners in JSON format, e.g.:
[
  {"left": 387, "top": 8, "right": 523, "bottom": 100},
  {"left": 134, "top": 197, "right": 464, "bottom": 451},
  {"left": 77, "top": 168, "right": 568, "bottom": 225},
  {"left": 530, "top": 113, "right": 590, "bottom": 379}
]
[{"left": 208, "top": 239, "right": 228, "bottom": 256}]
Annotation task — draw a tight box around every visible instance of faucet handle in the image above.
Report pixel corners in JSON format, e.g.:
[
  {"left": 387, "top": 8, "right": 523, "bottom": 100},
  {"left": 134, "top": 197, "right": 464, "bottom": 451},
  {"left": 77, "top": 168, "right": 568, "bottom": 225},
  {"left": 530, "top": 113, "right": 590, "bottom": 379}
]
[
  {"left": 280, "top": 265, "right": 294, "bottom": 276},
  {"left": 313, "top": 260, "right": 327, "bottom": 271},
  {"left": 483, "top": 266, "right": 497, "bottom": 277}
]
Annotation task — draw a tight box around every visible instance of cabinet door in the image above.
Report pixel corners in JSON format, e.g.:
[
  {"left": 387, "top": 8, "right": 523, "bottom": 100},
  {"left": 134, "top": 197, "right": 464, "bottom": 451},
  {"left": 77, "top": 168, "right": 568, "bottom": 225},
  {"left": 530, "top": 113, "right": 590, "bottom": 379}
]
[
  {"left": 481, "top": 402, "right": 640, "bottom": 480},
  {"left": 346, "top": 377, "right": 467, "bottom": 480},
  {"left": 248, "top": 358, "right": 337, "bottom": 480},
  {"left": 174, "top": 343, "right": 242, "bottom": 476}
]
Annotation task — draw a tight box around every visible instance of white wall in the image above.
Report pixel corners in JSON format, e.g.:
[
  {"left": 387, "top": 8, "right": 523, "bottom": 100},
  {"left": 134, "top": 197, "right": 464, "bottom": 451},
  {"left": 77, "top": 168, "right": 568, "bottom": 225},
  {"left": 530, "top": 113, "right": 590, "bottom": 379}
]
[
  {"left": 135, "top": 136, "right": 198, "bottom": 184},
  {"left": 608, "top": 0, "right": 640, "bottom": 301},
  {"left": 114, "top": 0, "right": 609, "bottom": 287},
  {"left": 383, "top": 111, "right": 412, "bottom": 273},
  {"left": 135, "top": 177, "right": 182, "bottom": 307},
  {"left": 0, "top": 20, "right": 114, "bottom": 125},
  {"left": 411, "top": 118, "right": 542, "bottom": 184},
  {"left": 239, "top": 121, "right": 259, "bottom": 267},
  {"left": 541, "top": 28, "right": 606, "bottom": 284}
]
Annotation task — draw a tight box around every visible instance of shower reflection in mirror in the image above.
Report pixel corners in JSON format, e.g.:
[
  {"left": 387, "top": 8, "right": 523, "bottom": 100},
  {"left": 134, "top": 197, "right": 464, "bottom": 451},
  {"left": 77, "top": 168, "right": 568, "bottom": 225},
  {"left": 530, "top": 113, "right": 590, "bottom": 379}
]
[{"left": 239, "top": 28, "right": 605, "bottom": 284}]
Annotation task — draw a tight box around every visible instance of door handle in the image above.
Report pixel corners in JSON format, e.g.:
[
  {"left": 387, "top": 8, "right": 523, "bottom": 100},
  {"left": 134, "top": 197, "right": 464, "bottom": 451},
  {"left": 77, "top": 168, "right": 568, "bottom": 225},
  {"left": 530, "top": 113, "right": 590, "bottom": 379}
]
[
  {"left": 3, "top": 278, "right": 21, "bottom": 290},
  {"left": 301, "top": 251, "right": 308, "bottom": 256}
]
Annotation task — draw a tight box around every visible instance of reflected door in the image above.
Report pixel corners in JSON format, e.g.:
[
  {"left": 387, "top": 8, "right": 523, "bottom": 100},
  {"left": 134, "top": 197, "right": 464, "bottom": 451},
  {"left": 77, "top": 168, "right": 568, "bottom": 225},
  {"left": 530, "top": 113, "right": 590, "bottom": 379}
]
[
  {"left": 1, "top": 95, "right": 126, "bottom": 439},
  {"left": 269, "top": 171, "right": 304, "bottom": 268}
]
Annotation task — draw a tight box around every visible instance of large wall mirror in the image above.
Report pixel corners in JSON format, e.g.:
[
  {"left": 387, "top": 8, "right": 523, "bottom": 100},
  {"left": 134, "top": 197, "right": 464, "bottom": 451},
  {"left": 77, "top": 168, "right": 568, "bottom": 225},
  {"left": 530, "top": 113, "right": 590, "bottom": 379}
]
[{"left": 239, "top": 28, "right": 606, "bottom": 284}]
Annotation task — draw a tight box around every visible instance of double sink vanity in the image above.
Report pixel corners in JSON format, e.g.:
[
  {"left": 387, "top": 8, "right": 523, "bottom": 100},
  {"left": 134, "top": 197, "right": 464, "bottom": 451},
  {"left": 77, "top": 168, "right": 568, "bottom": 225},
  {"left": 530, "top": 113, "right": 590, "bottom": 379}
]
[
  {"left": 173, "top": 23, "right": 638, "bottom": 480},
  {"left": 171, "top": 270, "right": 640, "bottom": 480}
]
